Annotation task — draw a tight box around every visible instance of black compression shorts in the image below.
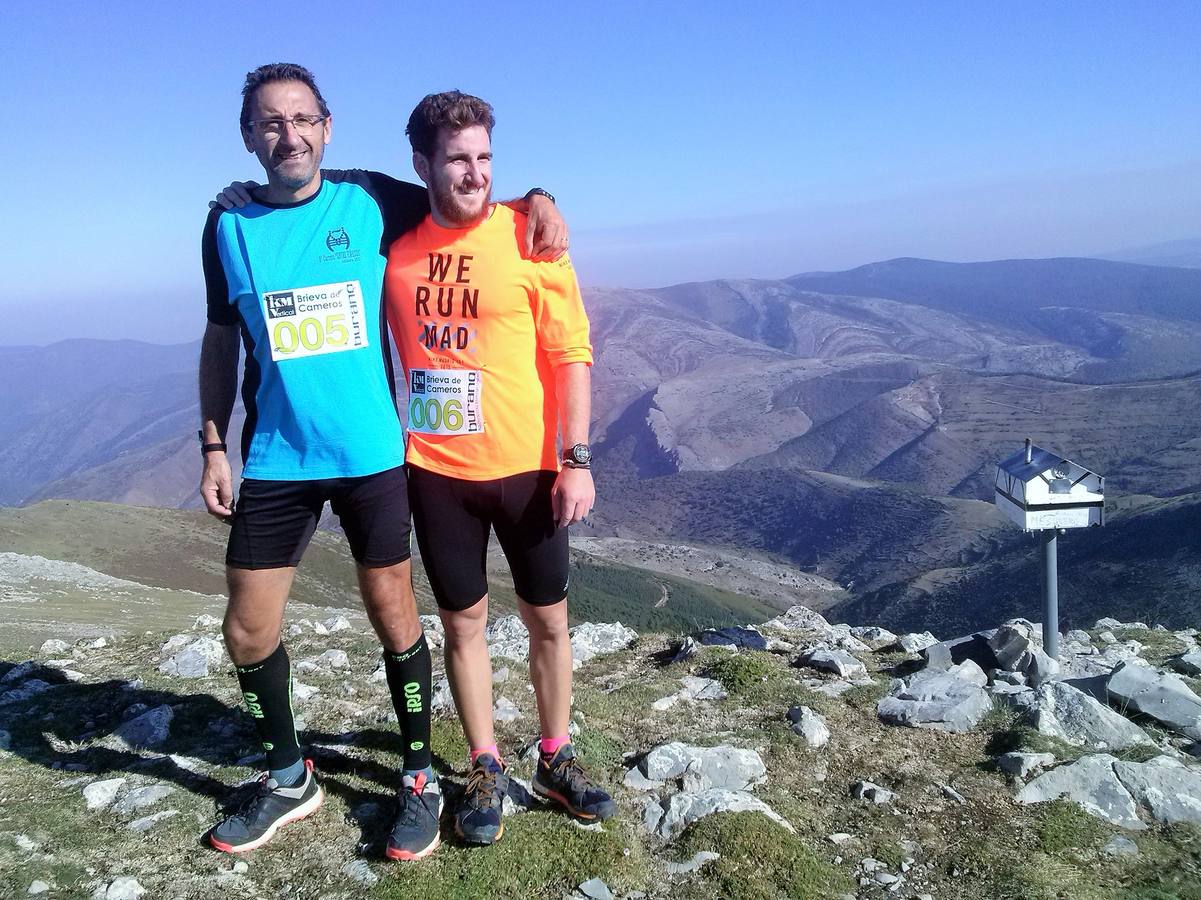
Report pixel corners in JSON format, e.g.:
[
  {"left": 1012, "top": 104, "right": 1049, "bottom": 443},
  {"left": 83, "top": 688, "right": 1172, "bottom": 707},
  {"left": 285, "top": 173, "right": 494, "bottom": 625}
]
[
  {"left": 407, "top": 466, "right": 568, "bottom": 611},
  {"left": 226, "top": 465, "right": 411, "bottom": 569}
]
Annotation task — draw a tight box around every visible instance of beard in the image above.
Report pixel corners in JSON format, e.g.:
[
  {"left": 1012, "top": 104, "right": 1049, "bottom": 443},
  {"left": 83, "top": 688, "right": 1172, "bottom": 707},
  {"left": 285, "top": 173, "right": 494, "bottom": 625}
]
[
  {"left": 269, "top": 147, "right": 321, "bottom": 191},
  {"left": 432, "top": 177, "right": 491, "bottom": 226}
]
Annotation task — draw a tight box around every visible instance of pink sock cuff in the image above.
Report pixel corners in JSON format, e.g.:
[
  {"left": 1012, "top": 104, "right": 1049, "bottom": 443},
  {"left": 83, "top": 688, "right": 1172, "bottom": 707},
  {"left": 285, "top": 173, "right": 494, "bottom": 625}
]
[
  {"left": 539, "top": 734, "right": 571, "bottom": 756},
  {"left": 470, "top": 744, "right": 501, "bottom": 765}
]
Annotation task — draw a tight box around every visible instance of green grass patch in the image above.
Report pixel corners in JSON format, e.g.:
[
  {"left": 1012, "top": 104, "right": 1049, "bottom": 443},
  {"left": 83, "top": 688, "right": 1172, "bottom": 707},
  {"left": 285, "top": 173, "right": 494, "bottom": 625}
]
[
  {"left": 840, "top": 678, "right": 889, "bottom": 711},
  {"left": 704, "top": 650, "right": 794, "bottom": 707},
  {"left": 671, "top": 811, "right": 851, "bottom": 900},
  {"left": 369, "top": 812, "right": 650, "bottom": 900},
  {"left": 1037, "top": 800, "right": 1110, "bottom": 855},
  {"left": 572, "top": 727, "right": 625, "bottom": 772},
  {"left": 430, "top": 716, "right": 469, "bottom": 767}
]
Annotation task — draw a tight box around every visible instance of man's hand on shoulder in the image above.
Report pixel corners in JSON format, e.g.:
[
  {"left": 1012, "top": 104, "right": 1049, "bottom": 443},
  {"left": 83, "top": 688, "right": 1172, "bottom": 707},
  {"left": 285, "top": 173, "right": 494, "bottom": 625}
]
[
  {"left": 522, "top": 193, "right": 569, "bottom": 262},
  {"left": 551, "top": 466, "right": 594, "bottom": 528},
  {"left": 208, "top": 181, "right": 261, "bottom": 211},
  {"left": 200, "top": 453, "right": 235, "bottom": 521}
]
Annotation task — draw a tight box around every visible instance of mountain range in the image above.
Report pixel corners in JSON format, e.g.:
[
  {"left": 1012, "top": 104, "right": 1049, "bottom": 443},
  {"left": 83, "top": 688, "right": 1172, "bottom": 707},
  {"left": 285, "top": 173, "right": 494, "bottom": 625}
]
[{"left": 3, "top": 254, "right": 1200, "bottom": 635}]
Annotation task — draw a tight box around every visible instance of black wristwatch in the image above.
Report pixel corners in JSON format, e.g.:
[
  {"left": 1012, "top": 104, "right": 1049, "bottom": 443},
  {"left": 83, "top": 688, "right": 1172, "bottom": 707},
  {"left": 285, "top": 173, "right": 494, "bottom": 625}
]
[
  {"left": 525, "top": 187, "right": 556, "bottom": 205},
  {"left": 198, "top": 429, "right": 228, "bottom": 455},
  {"left": 562, "top": 443, "right": 592, "bottom": 469}
]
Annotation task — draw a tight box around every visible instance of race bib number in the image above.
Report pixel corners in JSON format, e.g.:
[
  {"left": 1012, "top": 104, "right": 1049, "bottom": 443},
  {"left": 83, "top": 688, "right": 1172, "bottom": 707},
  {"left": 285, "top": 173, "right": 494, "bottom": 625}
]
[
  {"left": 262, "top": 280, "right": 368, "bottom": 361},
  {"left": 408, "top": 368, "right": 484, "bottom": 435}
]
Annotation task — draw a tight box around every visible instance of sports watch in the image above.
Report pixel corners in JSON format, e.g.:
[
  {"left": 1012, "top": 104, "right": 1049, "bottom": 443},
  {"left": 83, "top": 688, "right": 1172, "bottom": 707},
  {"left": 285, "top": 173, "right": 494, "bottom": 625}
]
[
  {"left": 562, "top": 443, "right": 592, "bottom": 469},
  {"left": 524, "top": 187, "right": 556, "bottom": 205},
  {"left": 198, "top": 430, "right": 228, "bottom": 455}
]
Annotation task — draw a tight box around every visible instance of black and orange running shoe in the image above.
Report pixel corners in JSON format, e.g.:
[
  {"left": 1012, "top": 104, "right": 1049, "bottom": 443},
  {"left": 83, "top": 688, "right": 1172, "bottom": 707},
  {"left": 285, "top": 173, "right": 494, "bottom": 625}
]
[{"left": 532, "top": 744, "right": 615, "bottom": 821}]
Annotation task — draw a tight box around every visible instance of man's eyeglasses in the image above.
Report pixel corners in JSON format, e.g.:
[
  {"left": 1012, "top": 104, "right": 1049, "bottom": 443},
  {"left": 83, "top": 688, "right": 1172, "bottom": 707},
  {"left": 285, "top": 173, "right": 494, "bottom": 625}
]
[{"left": 245, "top": 115, "right": 328, "bottom": 136}]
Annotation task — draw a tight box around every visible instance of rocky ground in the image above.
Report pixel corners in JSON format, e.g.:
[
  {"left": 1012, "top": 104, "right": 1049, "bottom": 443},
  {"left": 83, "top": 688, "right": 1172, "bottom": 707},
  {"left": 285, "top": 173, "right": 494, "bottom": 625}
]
[{"left": 1, "top": 608, "right": 1199, "bottom": 899}]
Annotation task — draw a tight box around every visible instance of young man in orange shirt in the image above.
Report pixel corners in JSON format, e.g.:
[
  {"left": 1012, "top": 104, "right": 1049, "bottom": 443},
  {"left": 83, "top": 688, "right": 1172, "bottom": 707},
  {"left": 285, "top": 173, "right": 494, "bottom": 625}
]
[{"left": 385, "top": 91, "right": 614, "bottom": 844}]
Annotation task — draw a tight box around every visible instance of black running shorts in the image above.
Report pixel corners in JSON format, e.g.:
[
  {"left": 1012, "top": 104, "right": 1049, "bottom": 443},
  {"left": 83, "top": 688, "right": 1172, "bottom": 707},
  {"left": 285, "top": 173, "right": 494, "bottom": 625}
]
[
  {"left": 226, "top": 465, "right": 411, "bottom": 569},
  {"left": 407, "top": 466, "right": 569, "bottom": 611}
]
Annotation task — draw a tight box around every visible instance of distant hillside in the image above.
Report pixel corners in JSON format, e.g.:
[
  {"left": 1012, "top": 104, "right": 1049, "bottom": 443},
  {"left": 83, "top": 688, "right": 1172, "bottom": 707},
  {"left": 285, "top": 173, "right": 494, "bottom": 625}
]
[
  {"left": 833, "top": 491, "right": 1201, "bottom": 636},
  {"left": 0, "top": 501, "right": 779, "bottom": 649},
  {"left": 1097, "top": 238, "right": 1201, "bottom": 269}
]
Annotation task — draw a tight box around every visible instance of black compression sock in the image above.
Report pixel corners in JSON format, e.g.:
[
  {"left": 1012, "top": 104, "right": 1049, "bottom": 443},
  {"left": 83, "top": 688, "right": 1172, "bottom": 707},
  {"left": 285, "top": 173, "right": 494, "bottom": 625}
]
[
  {"left": 234, "top": 642, "right": 302, "bottom": 775},
  {"left": 383, "top": 633, "right": 433, "bottom": 772}
]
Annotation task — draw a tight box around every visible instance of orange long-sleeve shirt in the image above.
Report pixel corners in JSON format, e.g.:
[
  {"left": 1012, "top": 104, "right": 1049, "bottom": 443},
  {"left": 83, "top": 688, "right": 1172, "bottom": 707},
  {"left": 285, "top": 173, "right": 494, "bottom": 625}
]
[{"left": 384, "top": 204, "right": 592, "bottom": 480}]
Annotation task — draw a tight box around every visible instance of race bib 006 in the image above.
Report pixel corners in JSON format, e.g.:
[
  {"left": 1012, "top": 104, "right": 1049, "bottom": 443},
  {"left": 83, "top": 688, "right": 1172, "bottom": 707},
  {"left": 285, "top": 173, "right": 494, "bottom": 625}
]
[
  {"left": 408, "top": 368, "right": 484, "bottom": 436},
  {"left": 262, "top": 280, "right": 368, "bottom": 361}
]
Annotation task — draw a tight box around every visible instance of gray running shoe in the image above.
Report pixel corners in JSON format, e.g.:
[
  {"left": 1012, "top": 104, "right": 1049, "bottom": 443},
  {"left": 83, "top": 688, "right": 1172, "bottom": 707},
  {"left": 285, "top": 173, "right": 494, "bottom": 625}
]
[
  {"left": 386, "top": 771, "right": 443, "bottom": 860},
  {"left": 210, "top": 759, "right": 323, "bottom": 852},
  {"left": 454, "top": 753, "right": 508, "bottom": 845}
]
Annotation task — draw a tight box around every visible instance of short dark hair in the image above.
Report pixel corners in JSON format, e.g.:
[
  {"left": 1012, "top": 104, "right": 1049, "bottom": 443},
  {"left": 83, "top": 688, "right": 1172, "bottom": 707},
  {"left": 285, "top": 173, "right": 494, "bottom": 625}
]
[
  {"left": 406, "top": 91, "right": 495, "bottom": 158},
  {"left": 239, "top": 63, "right": 330, "bottom": 126}
]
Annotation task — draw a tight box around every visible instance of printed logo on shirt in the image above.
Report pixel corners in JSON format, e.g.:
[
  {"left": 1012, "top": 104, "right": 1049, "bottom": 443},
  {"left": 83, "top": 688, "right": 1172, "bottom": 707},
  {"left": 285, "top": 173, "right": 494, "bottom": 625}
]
[
  {"left": 411, "top": 370, "right": 427, "bottom": 394},
  {"left": 262, "top": 280, "right": 369, "bottom": 362},
  {"left": 265, "top": 292, "right": 296, "bottom": 319},
  {"left": 325, "top": 227, "right": 350, "bottom": 252}
]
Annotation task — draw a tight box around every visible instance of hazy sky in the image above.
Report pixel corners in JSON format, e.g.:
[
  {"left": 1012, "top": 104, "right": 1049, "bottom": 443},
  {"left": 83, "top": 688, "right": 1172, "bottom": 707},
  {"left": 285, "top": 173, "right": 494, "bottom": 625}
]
[{"left": 3, "top": 1, "right": 1198, "bottom": 345}]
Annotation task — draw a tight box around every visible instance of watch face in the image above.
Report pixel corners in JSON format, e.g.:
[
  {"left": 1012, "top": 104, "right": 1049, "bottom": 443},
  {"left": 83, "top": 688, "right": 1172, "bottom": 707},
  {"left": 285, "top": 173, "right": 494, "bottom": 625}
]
[{"left": 571, "top": 444, "right": 592, "bottom": 464}]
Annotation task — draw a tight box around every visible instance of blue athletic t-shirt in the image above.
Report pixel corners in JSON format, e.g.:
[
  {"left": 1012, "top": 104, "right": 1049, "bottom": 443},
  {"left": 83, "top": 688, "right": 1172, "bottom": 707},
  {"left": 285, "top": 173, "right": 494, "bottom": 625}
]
[{"left": 203, "top": 169, "right": 428, "bottom": 480}]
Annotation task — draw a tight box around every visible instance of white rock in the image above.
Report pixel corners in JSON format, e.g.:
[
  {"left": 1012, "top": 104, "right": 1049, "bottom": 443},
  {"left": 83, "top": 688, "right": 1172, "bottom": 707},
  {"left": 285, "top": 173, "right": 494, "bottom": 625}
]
[
  {"left": 639, "top": 742, "right": 766, "bottom": 791},
  {"left": 787, "top": 706, "right": 830, "bottom": 749},
  {"left": 579, "top": 878, "right": 614, "bottom": 900},
  {"left": 127, "top": 809, "right": 179, "bottom": 832},
  {"left": 1016, "top": 754, "right": 1145, "bottom": 829},
  {"left": 1107, "top": 661, "right": 1201, "bottom": 740},
  {"left": 947, "top": 659, "right": 989, "bottom": 687},
  {"left": 851, "top": 781, "right": 895, "bottom": 804},
  {"left": 292, "top": 682, "right": 320, "bottom": 702},
  {"left": 112, "top": 784, "right": 175, "bottom": 815},
  {"left": 297, "top": 649, "right": 350, "bottom": 672},
  {"left": 1113, "top": 755, "right": 1201, "bottom": 827},
  {"left": 158, "top": 637, "right": 224, "bottom": 678},
  {"left": 849, "top": 626, "right": 898, "bottom": 650},
  {"left": 431, "top": 675, "right": 456, "bottom": 713},
  {"left": 323, "top": 615, "right": 352, "bottom": 633},
  {"left": 1102, "top": 835, "right": 1140, "bottom": 857},
  {"left": 665, "top": 850, "right": 721, "bottom": 874},
  {"left": 998, "top": 752, "right": 1056, "bottom": 779},
  {"left": 342, "top": 860, "right": 379, "bottom": 886},
  {"left": 763, "top": 605, "right": 832, "bottom": 634},
  {"left": 570, "top": 622, "right": 638, "bottom": 668},
  {"left": 83, "top": 778, "right": 126, "bottom": 810},
  {"left": 653, "top": 789, "right": 794, "bottom": 839},
  {"left": 103, "top": 877, "right": 145, "bottom": 900},
  {"left": 828, "top": 832, "right": 852, "bottom": 845},
  {"left": 486, "top": 616, "right": 530, "bottom": 661},
  {"left": 192, "top": 614, "right": 222, "bottom": 630},
  {"left": 798, "top": 647, "right": 867, "bottom": 679},
  {"left": 39, "top": 639, "right": 71, "bottom": 656},
  {"left": 1027, "top": 681, "right": 1154, "bottom": 752},
  {"left": 113, "top": 705, "right": 173, "bottom": 749},
  {"left": 877, "top": 671, "right": 992, "bottom": 733},
  {"left": 27, "top": 882, "right": 51, "bottom": 896},
  {"left": 897, "top": 632, "right": 939, "bottom": 653},
  {"left": 494, "top": 696, "right": 522, "bottom": 722}
]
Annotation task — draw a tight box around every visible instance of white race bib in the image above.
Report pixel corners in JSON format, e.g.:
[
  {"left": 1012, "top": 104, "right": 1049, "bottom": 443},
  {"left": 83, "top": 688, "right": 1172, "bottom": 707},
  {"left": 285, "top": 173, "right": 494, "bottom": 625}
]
[
  {"left": 407, "top": 368, "right": 484, "bottom": 435},
  {"left": 262, "top": 280, "right": 368, "bottom": 361}
]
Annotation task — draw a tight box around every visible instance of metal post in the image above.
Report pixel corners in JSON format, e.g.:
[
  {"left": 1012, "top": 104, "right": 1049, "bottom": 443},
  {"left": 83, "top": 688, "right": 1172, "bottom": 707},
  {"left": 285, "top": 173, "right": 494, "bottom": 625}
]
[{"left": 1041, "top": 529, "right": 1059, "bottom": 660}]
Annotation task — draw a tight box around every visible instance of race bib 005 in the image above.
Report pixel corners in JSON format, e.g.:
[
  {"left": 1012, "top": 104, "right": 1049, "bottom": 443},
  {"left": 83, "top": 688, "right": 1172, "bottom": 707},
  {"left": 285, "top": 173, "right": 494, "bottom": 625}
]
[
  {"left": 408, "top": 368, "right": 484, "bottom": 435},
  {"left": 262, "top": 280, "right": 368, "bottom": 361}
]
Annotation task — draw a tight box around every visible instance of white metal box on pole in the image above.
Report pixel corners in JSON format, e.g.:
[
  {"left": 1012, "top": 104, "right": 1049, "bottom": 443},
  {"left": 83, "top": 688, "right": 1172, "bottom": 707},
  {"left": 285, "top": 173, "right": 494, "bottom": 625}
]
[{"left": 993, "top": 440, "right": 1105, "bottom": 661}]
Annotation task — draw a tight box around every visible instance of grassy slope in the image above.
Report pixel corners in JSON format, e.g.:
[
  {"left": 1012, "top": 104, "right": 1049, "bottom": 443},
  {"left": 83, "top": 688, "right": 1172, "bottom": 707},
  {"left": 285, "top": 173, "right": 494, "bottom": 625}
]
[
  {"left": 1, "top": 627, "right": 1198, "bottom": 899},
  {"left": 0, "top": 502, "right": 778, "bottom": 645}
]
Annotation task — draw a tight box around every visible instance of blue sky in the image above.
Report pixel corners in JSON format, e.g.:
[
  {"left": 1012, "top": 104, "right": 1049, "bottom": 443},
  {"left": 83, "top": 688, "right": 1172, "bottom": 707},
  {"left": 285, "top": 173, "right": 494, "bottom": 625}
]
[{"left": 2, "top": 1, "right": 1198, "bottom": 344}]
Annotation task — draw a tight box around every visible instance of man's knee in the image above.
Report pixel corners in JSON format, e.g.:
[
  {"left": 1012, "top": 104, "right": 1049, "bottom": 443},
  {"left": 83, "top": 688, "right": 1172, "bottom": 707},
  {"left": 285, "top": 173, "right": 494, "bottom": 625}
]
[
  {"left": 519, "top": 599, "right": 569, "bottom": 642},
  {"left": 440, "top": 602, "right": 488, "bottom": 647},
  {"left": 221, "top": 613, "right": 278, "bottom": 664}
]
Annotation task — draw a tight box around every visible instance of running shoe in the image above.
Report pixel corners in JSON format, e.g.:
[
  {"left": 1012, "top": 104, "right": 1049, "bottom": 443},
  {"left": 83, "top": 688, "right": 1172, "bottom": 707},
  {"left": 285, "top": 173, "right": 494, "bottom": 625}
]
[
  {"left": 532, "top": 743, "right": 616, "bottom": 820},
  {"left": 209, "top": 759, "right": 323, "bottom": 852},
  {"left": 454, "top": 753, "right": 508, "bottom": 845},
  {"left": 386, "top": 771, "right": 443, "bottom": 860}
]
